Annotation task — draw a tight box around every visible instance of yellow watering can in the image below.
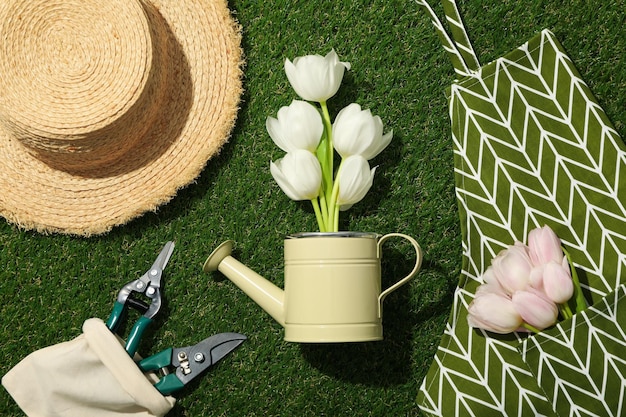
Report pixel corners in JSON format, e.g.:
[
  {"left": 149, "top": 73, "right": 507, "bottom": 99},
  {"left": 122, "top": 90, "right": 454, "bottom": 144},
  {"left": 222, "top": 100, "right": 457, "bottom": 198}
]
[{"left": 204, "top": 232, "right": 423, "bottom": 343}]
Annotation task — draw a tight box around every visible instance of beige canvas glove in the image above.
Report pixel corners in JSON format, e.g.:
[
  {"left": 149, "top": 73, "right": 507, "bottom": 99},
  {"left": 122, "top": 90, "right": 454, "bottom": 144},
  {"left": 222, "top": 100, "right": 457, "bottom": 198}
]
[{"left": 2, "top": 318, "right": 175, "bottom": 417}]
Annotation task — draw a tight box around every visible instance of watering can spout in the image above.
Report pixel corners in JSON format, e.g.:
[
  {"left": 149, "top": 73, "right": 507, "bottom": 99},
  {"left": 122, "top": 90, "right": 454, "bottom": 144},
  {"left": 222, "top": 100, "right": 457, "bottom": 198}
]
[{"left": 203, "top": 241, "right": 285, "bottom": 327}]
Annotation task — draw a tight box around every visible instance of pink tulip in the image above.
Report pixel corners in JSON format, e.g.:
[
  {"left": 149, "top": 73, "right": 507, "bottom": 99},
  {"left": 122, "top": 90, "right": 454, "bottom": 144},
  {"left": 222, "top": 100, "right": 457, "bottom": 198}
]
[
  {"left": 467, "top": 291, "right": 523, "bottom": 334},
  {"left": 491, "top": 242, "right": 533, "bottom": 293},
  {"left": 469, "top": 226, "right": 583, "bottom": 335},
  {"left": 481, "top": 267, "right": 498, "bottom": 286},
  {"left": 512, "top": 288, "right": 558, "bottom": 330},
  {"left": 475, "top": 281, "right": 507, "bottom": 298},
  {"left": 541, "top": 261, "right": 574, "bottom": 304},
  {"left": 528, "top": 225, "right": 564, "bottom": 266},
  {"left": 528, "top": 264, "right": 545, "bottom": 289}
]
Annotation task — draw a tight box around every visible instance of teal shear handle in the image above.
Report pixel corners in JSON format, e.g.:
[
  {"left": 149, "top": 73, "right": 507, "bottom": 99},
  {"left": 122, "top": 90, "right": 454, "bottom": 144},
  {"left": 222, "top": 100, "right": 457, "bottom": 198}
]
[
  {"left": 139, "top": 348, "right": 185, "bottom": 395},
  {"left": 125, "top": 316, "right": 153, "bottom": 357},
  {"left": 107, "top": 301, "right": 154, "bottom": 356},
  {"left": 106, "top": 301, "right": 125, "bottom": 332}
]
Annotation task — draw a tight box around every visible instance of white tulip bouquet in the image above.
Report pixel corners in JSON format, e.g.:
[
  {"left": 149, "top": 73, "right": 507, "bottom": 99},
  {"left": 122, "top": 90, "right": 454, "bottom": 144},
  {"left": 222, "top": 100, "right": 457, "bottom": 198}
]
[{"left": 267, "top": 50, "right": 392, "bottom": 232}]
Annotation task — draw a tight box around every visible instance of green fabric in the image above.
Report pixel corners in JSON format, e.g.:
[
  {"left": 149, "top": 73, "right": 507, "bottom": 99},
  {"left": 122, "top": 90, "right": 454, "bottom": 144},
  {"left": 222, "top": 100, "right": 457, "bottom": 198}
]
[
  {"left": 416, "top": 1, "right": 626, "bottom": 416},
  {"left": 520, "top": 284, "right": 626, "bottom": 417}
]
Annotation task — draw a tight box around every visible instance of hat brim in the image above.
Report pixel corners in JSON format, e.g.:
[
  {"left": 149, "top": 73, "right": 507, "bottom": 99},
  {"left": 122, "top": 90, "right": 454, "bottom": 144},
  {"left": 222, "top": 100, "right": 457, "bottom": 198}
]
[{"left": 0, "top": 0, "right": 243, "bottom": 236}]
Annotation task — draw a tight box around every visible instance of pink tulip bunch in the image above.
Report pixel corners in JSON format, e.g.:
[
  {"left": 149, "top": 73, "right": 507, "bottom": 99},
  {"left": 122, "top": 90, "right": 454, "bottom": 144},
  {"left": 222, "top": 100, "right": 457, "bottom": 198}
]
[{"left": 468, "top": 225, "right": 585, "bottom": 334}]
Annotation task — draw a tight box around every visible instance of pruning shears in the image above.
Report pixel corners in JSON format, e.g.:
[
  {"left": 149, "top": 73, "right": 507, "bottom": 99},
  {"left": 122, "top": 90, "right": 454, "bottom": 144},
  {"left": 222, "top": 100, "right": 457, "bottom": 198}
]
[
  {"left": 138, "top": 332, "right": 247, "bottom": 395},
  {"left": 106, "top": 241, "right": 175, "bottom": 356},
  {"left": 104, "top": 241, "right": 247, "bottom": 395}
]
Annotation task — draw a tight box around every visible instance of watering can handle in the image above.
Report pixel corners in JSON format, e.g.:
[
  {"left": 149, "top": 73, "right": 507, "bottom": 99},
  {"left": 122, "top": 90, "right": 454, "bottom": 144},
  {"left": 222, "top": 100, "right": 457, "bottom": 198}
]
[{"left": 377, "top": 233, "right": 423, "bottom": 318}]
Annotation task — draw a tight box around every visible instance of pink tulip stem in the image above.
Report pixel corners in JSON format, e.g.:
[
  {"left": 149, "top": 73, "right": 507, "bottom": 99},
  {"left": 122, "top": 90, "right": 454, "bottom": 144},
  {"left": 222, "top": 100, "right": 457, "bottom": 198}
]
[
  {"left": 562, "top": 246, "right": 588, "bottom": 313},
  {"left": 559, "top": 302, "right": 573, "bottom": 320},
  {"left": 522, "top": 322, "right": 542, "bottom": 333}
]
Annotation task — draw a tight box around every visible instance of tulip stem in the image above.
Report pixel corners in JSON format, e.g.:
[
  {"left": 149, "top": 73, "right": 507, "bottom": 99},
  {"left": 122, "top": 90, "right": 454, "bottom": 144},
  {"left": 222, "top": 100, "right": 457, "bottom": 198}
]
[
  {"left": 319, "top": 101, "right": 333, "bottom": 179},
  {"left": 559, "top": 302, "right": 573, "bottom": 320},
  {"left": 326, "top": 161, "right": 343, "bottom": 232},
  {"left": 318, "top": 100, "right": 338, "bottom": 232},
  {"left": 318, "top": 193, "right": 330, "bottom": 231},
  {"left": 521, "top": 323, "right": 542, "bottom": 333},
  {"left": 311, "top": 198, "right": 326, "bottom": 232}
]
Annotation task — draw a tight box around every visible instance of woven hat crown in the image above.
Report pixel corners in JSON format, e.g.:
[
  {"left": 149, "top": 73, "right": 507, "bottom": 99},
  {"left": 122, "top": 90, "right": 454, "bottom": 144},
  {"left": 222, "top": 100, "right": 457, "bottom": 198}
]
[
  {"left": 0, "top": 0, "right": 242, "bottom": 235},
  {"left": 0, "top": 0, "right": 175, "bottom": 172}
]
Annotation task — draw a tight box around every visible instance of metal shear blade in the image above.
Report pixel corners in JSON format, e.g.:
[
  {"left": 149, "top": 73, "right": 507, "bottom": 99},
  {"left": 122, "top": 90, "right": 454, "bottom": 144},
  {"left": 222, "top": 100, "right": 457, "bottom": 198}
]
[
  {"left": 172, "top": 332, "right": 247, "bottom": 385},
  {"left": 106, "top": 241, "right": 175, "bottom": 356},
  {"left": 132, "top": 240, "right": 175, "bottom": 319},
  {"left": 139, "top": 332, "right": 247, "bottom": 395}
]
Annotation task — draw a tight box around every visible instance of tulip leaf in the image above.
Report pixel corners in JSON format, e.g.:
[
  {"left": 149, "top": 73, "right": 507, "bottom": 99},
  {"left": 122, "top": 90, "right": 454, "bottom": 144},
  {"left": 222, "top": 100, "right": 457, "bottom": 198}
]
[{"left": 562, "top": 247, "right": 589, "bottom": 314}]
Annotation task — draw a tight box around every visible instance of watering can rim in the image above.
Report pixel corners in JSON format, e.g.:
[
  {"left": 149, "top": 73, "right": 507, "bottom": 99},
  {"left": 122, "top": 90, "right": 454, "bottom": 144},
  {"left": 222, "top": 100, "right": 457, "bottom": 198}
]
[{"left": 287, "top": 232, "right": 379, "bottom": 239}]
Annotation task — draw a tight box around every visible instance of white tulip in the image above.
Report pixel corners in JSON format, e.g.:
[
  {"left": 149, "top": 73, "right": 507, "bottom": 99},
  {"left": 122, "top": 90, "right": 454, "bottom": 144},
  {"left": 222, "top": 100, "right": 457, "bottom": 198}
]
[
  {"left": 284, "top": 49, "right": 351, "bottom": 102},
  {"left": 332, "top": 103, "right": 393, "bottom": 160},
  {"left": 336, "top": 155, "right": 376, "bottom": 210},
  {"left": 266, "top": 100, "right": 324, "bottom": 153},
  {"left": 270, "top": 150, "right": 322, "bottom": 201}
]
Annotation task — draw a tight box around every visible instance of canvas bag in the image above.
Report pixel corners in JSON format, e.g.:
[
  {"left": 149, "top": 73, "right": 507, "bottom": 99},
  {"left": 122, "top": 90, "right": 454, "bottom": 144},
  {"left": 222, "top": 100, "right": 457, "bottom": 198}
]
[
  {"left": 2, "top": 318, "right": 176, "bottom": 417},
  {"left": 414, "top": 1, "right": 626, "bottom": 416}
]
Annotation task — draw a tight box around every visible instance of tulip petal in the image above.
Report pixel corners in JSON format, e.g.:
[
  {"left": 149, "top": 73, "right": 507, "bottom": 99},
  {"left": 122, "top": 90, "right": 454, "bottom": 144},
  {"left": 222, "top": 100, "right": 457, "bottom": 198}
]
[
  {"left": 270, "top": 150, "right": 322, "bottom": 201},
  {"left": 512, "top": 289, "right": 558, "bottom": 330},
  {"left": 479, "top": 268, "right": 510, "bottom": 297},
  {"left": 481, "top": 267, "right": 499, "bottom": 286},
  {"left": 325, "top": 49, "right": 351, "bottom": 71},
  {"left": 267, "top": 100, "right": 323, "bottom": 153},
  {"left": 266, "top": 116, "right": 287, "bottom": 151},
  {"left": 284, "top": 49, "right": 350, "bottom": 102},
  {"left": 529, "top": 264, "right": 545, "bottom": 289},
  {"left": 270, "top": 160, "right": 299, "bottom": 201},
  {"left": 366, "top": 129, "right": 393, "bottom": 160},
  {"left": 337, "top": 155, "right": 376, "bottom": 208},
  {"left": 467, "top": 292, "right": 522, "bottom": 334},
  {"left": 332, "top": 103, "right": 392, "bottom": 160},
  {"left": 542, "top": 261, "right": 574, "bottom": 303},
  {"left": 528, "top": 225, "right": 564, "bottom": 266},
  {"left": 491, "top": 242, "right": 533, "bottom": 294}
]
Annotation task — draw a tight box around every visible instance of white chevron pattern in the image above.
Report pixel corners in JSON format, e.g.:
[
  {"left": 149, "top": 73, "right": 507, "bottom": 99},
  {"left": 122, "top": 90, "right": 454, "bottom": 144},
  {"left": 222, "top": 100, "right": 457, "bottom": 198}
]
[
  {"left": 521, "top": 285, "right": 626, "bottom": 417},
  {"left": 418, "top": 28, "right": 626, "bottom": 417}
]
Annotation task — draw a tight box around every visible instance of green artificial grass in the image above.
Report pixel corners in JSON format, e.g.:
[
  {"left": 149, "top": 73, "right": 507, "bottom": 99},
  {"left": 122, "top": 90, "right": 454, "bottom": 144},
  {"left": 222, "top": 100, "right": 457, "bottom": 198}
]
[{"left": 1, "top": 1, "right": 625, "bottom": 416}]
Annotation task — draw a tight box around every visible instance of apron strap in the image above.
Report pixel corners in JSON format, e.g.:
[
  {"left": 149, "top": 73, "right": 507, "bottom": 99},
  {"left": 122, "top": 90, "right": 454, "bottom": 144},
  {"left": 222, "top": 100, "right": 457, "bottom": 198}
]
[{"left": 416, "top": 0, "right": 480, "bottom": 77}]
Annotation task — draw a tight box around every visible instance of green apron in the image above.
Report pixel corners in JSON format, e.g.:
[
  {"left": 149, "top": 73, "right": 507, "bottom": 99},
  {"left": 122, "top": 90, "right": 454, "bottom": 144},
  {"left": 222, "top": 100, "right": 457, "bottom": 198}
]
[{"left": 416, "top": 1, "right": 626, "bottom": 416}]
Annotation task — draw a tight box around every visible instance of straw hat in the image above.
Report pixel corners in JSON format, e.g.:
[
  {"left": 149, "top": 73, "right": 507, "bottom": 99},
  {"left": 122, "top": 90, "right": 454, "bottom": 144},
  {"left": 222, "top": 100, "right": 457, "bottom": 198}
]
[{"left": 0, "top": 0, "right": 243, "bottom": 235}]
